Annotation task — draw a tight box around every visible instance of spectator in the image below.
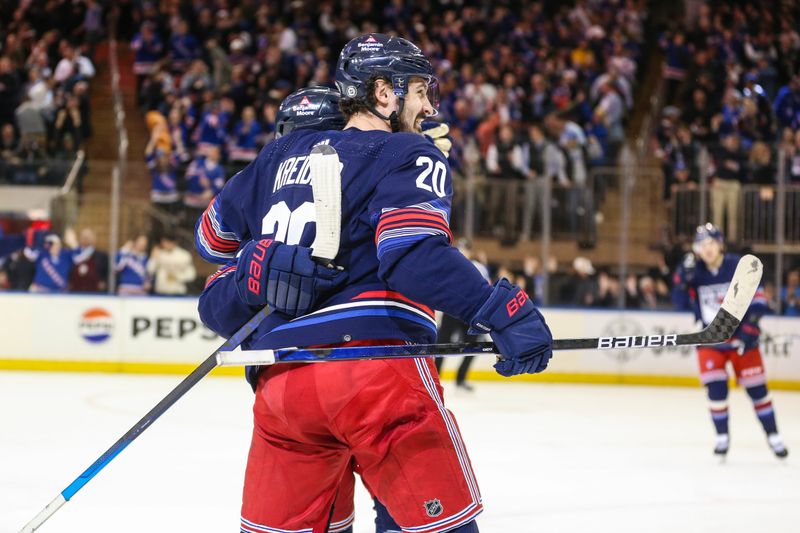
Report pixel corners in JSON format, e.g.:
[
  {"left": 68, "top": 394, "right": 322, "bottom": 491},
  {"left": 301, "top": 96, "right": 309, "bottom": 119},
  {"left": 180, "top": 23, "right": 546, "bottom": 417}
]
[
  {"left": 131, "top": 22, "right": 163, "bottom": 95},
  {"left": 116, "top": 236, "right": 151, "bottom": 296},
  {"left": 593, "top": 81, "right": 625, "bottom": 159},
  {"left": 179, "top": 60, "right": 213, "bottom": 95},
  {"left": 54, "top": 95, "right": 84, "bottom": 149},
  {"left": 782, "top": 269, "right": 800, "bottom": 316},
  {"left": 773, "top": 74, "right": 800, "bottom": 130},
  {"left": 228, "top": 106, "right": 262, "bottom": 163},
  {"left": 749, "top": 141, "right": 775, "bottom": 199},
  {"left": 787, "top": 129, "right": 800, "bottom": 183},
  {"left": 0, "top": 56, "right": 20, "bottom": 126},
  {"left": 15, "top": 95, "right": 46, "bottom": 158},
  {"left": 167, "top": 107, "right": 191, "bottom": 163},
  {"left": 711, "top": 134, "right": 747, "bottom": 242},
  {"left": 25, "top": 234, "right": 73, "bottom": 293},
  {"left": 147, "top": 235, "right": 196, "bottom": 296},
  {"left": 25, "top": 68, "right": 54, "bottom": 117},
  {"left": 546, "top": 112, "right": 588, "bottom": 186},
  {"left": 569, "top": 256, "right": 598, "bottom": 306},
  {"left": 70, "top": 228, "right": 109, "bottom": 293},
  {"left": 663, "top": 125, "right": 701, "bottom": 199},
  {"left": 594, "top": 269, "right": 619, "bottom": 308},
  {"left": 660, "top": 31, "right": 691, "bottom": 104},
  {"left": 53, "top": 44, "right": 95, "bottom": 85},
  {"left": 1, "top": 123, "right": 19, "bottom": 163},
  {"left": 486, "top": 124, "right": 526, "bottom": 239},
  {"left": 682, "top": 89, "right": 715, "bottom": 144},
  {"left": 183, "top": 145, "right": 225, "bottom": 221},
  {"left": 145, "top": 124, "right": 180, "bottom": 212},
  {"left": 169, "top": 19, "right": 201, "bottom": 72},
  {"left": 194, "top": 100, "right": 231, "bottom": 155},
  {"left": 638, "top": 276, "right": 660, "bottom": 309},
  {"left": 623, "top": 273, "right": 640, "bottom": 309},
  {"left": 521, "top": 256, "right": 544, "bottom": 305}
]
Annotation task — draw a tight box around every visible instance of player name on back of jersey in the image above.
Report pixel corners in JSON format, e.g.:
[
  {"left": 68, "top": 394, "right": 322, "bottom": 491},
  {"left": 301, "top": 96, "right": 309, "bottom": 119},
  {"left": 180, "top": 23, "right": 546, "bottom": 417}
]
[{"left": 273, "top": 155, "right": 313, "bottom": 193}]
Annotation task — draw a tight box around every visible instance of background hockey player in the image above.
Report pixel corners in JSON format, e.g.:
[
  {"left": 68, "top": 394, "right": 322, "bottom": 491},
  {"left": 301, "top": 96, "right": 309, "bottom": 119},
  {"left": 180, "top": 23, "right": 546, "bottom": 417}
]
[
  {"left": 195, "top": 33, "right": 553, "bottom": 533},
  {"left": 673, "top": 223, "right": 788, "bottom": 459}
]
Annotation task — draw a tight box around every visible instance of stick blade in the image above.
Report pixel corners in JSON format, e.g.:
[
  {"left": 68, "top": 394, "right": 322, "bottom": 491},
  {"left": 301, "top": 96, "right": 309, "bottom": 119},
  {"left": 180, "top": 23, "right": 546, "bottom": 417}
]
[
  {"left": 721, "top": 254, "right": 763, "bottom": 321},
  {"left": 309, "top": 144, "right": 342, "bottom": 263}
]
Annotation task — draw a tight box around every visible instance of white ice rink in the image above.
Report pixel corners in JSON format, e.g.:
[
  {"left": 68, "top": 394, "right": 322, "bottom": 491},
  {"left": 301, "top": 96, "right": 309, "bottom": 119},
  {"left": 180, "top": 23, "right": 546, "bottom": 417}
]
[{"left": 2, "top": 371, "right": 798, "bottom": 533}]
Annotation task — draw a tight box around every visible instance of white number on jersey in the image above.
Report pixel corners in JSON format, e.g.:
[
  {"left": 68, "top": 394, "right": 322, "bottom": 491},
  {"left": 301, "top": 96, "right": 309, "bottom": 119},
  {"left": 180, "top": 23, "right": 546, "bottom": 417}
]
[
  {"left": 261, "top": 201, "right": 315, "bottom": 245},
  {"left": 415, "top": 156, "right": 447, "bottom": 198}
]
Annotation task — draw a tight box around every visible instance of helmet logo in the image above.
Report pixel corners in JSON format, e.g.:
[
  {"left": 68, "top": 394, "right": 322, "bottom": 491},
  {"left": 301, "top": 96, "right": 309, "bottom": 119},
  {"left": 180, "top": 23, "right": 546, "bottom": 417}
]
[
  {"left": 365, "top": 35, "right": 378, "bottom": 43},
  {"left": 346, "top": 86, "right": 357, "bottom": 97},
  {"left": 299, "top": 96, "right": 312, "bottom": 107}
]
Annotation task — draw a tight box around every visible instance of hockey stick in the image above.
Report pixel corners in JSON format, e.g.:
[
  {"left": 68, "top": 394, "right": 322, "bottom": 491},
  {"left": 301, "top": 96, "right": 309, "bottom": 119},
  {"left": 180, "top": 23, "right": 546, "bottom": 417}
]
[
  {"left": 218, "top": 255, "right": 763, "bottom": 366},
  {"left": 19, "top": 145, "right": 343, "bottom": 533}
]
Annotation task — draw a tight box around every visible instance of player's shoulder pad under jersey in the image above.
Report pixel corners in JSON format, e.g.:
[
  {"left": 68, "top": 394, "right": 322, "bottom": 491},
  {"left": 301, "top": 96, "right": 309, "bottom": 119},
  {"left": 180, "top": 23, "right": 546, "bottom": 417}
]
[{"left": 382, "top": 131, "right": 445, "bottom": 161}]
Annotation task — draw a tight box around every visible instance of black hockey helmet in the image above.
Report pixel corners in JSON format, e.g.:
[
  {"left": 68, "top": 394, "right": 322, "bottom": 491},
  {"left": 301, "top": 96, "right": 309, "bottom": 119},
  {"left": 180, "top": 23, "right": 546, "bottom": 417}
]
[{"left": 275, "top": 86, "right": 346, "bottom": 138}]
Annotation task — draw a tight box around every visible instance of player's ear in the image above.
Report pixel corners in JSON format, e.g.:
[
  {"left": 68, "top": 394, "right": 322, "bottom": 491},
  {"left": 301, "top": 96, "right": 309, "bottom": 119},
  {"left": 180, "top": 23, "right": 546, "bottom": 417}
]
[{"left": 373, "top": 78, "right": 393, "bottom": 109}]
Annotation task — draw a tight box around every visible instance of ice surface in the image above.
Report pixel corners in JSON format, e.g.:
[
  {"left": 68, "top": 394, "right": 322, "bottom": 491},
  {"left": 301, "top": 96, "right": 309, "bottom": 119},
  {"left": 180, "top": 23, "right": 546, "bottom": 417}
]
[{"left": 2, "top": 371, "right": 798, "bottom": 533}]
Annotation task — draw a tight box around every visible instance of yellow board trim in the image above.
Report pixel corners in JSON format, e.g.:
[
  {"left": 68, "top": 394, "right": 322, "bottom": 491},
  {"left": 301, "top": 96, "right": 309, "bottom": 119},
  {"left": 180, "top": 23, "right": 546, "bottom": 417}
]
[
  {"left": 1, "top": 359, "right": 799, "bottom": 391},
  {"left": 0, "top": 359, "right": 243, "bottom": 377}
]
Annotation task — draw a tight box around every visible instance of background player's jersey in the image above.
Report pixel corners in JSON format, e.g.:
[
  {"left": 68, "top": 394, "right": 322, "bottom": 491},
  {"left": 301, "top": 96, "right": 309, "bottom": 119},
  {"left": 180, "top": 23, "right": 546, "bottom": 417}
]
[
  {"left": 674, "top": 253, "right": 770, "bottom": 351},
  {"left": 196, "top": 128, "right": 492, "bottom": 357}
]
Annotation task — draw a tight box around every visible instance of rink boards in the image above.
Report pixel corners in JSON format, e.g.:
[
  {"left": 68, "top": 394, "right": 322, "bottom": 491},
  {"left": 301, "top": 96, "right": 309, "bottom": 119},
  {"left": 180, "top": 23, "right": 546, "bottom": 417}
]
[{"left": 1, "top": 292, "right": 799, "bottom": 389}]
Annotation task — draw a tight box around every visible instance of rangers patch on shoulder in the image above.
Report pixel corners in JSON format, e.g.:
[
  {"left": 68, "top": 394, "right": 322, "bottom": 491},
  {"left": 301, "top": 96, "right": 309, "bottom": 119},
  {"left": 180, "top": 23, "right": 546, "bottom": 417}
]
[{"left": 424, "top": 498, "right": 443, "bottom": 517}]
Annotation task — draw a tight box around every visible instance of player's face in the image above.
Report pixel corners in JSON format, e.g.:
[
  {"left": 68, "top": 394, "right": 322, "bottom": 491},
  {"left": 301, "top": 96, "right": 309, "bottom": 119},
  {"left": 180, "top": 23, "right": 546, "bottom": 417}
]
[
  {"left": 400, "top": 79, "right": 435, "bottom": 133},
  {"left": 694, "top": 238, "right": 723, "bottom": 265}
]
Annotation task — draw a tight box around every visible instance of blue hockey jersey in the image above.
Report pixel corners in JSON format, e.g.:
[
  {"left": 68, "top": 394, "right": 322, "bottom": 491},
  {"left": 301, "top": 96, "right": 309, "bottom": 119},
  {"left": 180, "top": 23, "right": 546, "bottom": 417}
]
[
  {"left": 673, "top": 253, "right": 770, "bottom": 351},
  {"left": 196, "top": 128, "right": 493, "bottom": 352}
]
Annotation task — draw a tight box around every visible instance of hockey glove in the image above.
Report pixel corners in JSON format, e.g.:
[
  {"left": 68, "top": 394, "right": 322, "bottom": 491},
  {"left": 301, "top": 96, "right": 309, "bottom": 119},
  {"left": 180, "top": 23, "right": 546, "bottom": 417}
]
[
  {"left": 234, "top": 239, "right": 347, "bottom": 316},
  {"left": 422, "top": 122, "right": 452, "bottom": 159},
  {"left": 469, "top": 279, "right": 553, "bottom": 377},
  {"left": 730, "top": 320, "right": 761, "bottom": 355}
]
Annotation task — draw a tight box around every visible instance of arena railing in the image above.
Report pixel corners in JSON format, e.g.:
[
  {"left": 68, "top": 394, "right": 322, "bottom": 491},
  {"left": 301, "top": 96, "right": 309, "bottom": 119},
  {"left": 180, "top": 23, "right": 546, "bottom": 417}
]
[{"left": 451, "top": 172, "right": 597, "bottom": 247}]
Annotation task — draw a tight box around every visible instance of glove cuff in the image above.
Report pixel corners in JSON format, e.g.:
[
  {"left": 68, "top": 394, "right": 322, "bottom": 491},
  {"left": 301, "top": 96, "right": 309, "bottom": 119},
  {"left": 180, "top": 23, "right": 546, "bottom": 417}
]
[{"left": 234, "top": 238, "right": 276, "bottom": 306}]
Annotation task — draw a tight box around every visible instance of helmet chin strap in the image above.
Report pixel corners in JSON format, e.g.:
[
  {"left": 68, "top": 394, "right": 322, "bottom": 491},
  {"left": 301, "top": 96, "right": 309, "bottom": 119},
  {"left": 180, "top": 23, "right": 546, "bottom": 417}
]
[{"left": 368, "top": 97, "right": 404, "bottom": 133}]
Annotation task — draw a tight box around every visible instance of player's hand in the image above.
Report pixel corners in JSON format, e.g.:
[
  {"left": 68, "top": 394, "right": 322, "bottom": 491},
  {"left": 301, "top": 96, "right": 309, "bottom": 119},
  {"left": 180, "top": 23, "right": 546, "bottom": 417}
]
[
  {"left": 234, "top": 239, "right": 347, "bottom": 316},
  {"left": 422, "top": 122, "right": 452, "bottom": 159},
  {"left": 468, "top": 279, "right": 553, "bottom": 376},
  {"left": 730, "top": 321, "right": 760, "bottom": 355}
]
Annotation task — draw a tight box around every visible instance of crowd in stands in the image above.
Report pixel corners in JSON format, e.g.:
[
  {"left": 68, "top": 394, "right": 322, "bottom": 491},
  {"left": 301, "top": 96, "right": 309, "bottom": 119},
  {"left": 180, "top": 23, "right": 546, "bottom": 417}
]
[
  {"left": 0, "top": 1, "right": 99, "bottom": 185},
  {"left": 0, "top": 225, "right": 196, "bottom": 296},
  {"left": 655, "top": 1, "right": 800, "bottom": 242},
  {"left": 129, "top": 0, "right": 647, "bottom": 237}
]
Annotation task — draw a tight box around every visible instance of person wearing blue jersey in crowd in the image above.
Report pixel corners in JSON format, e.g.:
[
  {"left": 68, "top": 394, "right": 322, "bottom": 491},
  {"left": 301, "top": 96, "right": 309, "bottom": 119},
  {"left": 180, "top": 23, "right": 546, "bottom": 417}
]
[
  {"left": 115, "top": 235, "right": 151, "bottom": 296},
  {"left": 183, "top": 145, "right": 225, "bottom": 223},
  {"left": 228, "top": 106, "right": 263, "bottom": 163},
  {"left": 25, "top": 234, "right": 73, "bottom": 293},
  {"left": 195, "top": 34, "right": 552, "bottom": 533},
  {"left": 673, "top": 223, "right": 788, "bottom": 459}
]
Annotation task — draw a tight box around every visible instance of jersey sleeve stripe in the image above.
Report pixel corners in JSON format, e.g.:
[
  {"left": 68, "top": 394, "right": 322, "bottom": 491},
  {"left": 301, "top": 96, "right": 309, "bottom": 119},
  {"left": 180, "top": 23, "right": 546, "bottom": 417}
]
[
  {"left": 200, "top": 214, "right": 239, "bottom": 252},
  {"left": 196, "top": 226, "right": 237, "bottom": 262},
  {"left": 200, "top": 200, "right": 240, "bottom": 251},
  {"left": 374, "top": 207, "right": 453, "bottom": 258}
]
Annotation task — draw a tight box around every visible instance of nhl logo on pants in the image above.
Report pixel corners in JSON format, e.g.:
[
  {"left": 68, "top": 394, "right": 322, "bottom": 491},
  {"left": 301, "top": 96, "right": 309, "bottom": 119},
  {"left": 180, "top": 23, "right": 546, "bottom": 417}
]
[{"left": 424, "top": 498, "right": 444, "bottom": 517}]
